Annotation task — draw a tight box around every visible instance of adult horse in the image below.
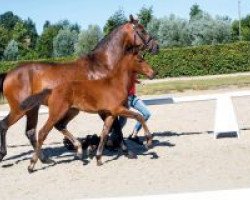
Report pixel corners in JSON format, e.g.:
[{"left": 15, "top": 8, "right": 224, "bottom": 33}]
[{"left": 0, "top": 15, "right": 159, "bottom": 161}]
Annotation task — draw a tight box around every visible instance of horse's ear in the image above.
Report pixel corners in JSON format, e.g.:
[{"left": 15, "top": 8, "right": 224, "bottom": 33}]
[
  {"left": 129, "top": 15, "right": 134, "bottom": 23},
  {"left": 129, "top": 14, "right": 138, "bottom": 24}
]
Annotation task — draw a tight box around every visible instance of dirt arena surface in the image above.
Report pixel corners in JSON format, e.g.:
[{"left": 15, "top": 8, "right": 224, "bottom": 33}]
[{"left": 1, "top": 88, "right": 250, "bottom": 200}]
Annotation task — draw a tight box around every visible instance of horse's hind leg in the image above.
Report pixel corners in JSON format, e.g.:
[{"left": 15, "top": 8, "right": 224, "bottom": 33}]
[
  {"left": 54, "top": 108, "right": 79, "bottom": 150},
  {"left": 99, "top": 114, "right": 135, "bottom": 158},
  {"left": 0, "top": 110, "right": 25, "bottom": 161},
  {"left": 116, "top": 107, "right": 153, "bottom": 148},
  {"left": 25, "top": 107, "right": 39, "bottom": 149},
  {"left": 60, "top": 129, "right": 83, "bottom": 159}
]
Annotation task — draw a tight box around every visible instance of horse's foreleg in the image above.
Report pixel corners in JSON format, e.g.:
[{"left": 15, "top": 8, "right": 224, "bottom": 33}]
[
  {"left": 115, "top": 107, "right": 153, "bottom": 148},
  {"left": 28, "top": 119, "right": 55, "bottom": 173},
  {"left": 96, "top": 115, "right": 114, "bottom": 166},
  {"left": 0, "top": 110, "right": 25, "bottom": 161},
  {"left": 99, "top": 113, "right": 135, "bottom": 158}
]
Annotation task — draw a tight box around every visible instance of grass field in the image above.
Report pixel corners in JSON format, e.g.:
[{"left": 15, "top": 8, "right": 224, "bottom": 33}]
[{"left": 137, "top": 74, "right": 250, "bottom": 95}]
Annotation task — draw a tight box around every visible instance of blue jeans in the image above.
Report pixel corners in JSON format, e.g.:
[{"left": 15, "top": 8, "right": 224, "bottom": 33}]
[{"left": 119, "top": 95, "right": 151, "bottom": 133}]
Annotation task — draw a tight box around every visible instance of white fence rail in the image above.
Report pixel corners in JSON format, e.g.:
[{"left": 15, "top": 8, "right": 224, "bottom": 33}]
[
  {"left": 1, "top": 90, "right": 250, "bottom": 138},
  {"left": 142, "top": 90, "right": 250, "bottom": 138}
]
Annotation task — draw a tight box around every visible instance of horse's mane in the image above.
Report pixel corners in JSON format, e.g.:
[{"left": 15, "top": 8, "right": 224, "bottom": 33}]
[
  {"left": 77, "top": 23, "right": 128, "bottom": 66},
  {"left": 92, "top": 23, "right": 126, "bottom": 52}
]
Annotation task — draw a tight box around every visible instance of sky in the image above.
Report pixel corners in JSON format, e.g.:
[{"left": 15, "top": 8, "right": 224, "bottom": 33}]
[{"left": 0, "top": 0, "right": 249, "bottom": 34}]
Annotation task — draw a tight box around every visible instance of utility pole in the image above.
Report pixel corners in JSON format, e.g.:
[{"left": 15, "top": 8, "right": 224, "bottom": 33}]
[{"left": 238, "top": 0, "right": 242, "bottom": 41}]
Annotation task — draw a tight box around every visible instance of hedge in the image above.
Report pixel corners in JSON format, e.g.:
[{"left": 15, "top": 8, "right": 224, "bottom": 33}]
[
  {"left": 0, "top": 42, "right": 250, "bottom": 78},
  {"left": 0, "top": 56, "right": 75, "bottom": 73},
  {"left": 145, "top": 41, "right": 250, "bottom": 78}
]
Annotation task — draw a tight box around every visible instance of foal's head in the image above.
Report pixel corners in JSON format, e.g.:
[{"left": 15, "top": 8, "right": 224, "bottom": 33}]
[
  {"left": 127, "top": 54, "right": 156, "bottom": 80},
  {"left": 123, "top": 15, "right": 159, "bottom": 54}
]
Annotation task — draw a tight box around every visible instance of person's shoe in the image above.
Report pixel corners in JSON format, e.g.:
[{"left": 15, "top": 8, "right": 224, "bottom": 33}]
[
  {"left": 128, "top": 134, "right": 143, "bottom": 145},
  {"left": 63, "top": 138, "right": 75, "bottom": 151}
]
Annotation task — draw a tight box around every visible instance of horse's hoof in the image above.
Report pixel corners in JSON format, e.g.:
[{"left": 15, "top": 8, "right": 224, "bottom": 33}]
[
  {"left": 96, "top": 155, "right": 103, "bottom": 166},
  {"left": 97, "top": 160, "right": 103, "bottom": 166},
  {"left": 63, "top": 138, "right": 75, "bottom": 151},
  {"left": 27, "top": 166, "right": 34, "bottom": 174},
  {"left": 0, "top": 152, "right": 7, "bottom": 161},
  {"left": 76, "top": 153, "right": 83, "bottom": 160}
]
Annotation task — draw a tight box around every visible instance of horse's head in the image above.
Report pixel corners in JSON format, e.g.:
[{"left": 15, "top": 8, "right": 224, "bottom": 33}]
[
  {"left": 123, "top": 15, "right": 159, "bottom": 55},
  {"left": 129, "top": 53, "right": 156, "bottom": 80}
]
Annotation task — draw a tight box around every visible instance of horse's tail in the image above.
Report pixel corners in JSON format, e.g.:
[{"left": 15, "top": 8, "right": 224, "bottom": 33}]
[
  {"left": 20, "top": 89, "right": 52, "bottom": 111},
  {"left": 0, "top": 73, "right": 7, "bottom": 98}
]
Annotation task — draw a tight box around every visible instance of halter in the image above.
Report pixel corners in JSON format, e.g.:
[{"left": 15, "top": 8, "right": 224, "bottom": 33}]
[{"left": 132, "top": 24, "right": 153, "bottom": 47}]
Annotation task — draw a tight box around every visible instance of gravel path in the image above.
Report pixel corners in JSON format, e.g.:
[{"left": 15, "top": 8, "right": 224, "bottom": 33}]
[{"left": 0, "top": 88, "right": 250, "bottom": 200}]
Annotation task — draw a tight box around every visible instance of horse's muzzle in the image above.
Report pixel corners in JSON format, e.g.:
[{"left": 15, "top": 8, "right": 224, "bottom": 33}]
[
  {"left": 151, "top": 44, "right": 159, "bottom": 55},
  {"left": 149, "top": 71, "right": 158, "bottom": 80}
]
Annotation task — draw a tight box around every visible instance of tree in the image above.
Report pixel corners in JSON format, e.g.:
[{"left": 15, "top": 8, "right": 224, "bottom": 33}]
[
  {"left": 0, "top": 26, "right": 9, "bottom": 59},
  {"left": 56, "top": 20, "right": 81, "bottom": 33},
  {"left": 103, "top": 9, "right": 127, "bottom": 35},
  {"left": 188, "top": 13, "right": 231, "bottom": 45},
  {"left": 0, "top": 11, "right": 21, "bottom": 31},
  {"left": 75, "top": 25, "right": 103, "bottom": 56},
  {"left": 53, "top": 28, "right": 78, "bottom": 57},
  {"left": 189, "top": 4, "right": 203, "bottom": 20},
  {"left": 158, "top": 15, "right": 191, "bottom": 47},
  {"left": 36, "top": 24, "right": 61, "bottom": 58},
  {"left": 138, "top": 6, "right": 153, "bottom": 28},
  {"left": 43, "top": 20, "right": 51, "bottom": 30},
  {"left": 232, "top": 15, "right": 250, "bottom": 41},
  {"left": 146, "top": 17, "right": 161, "bottom": 39},
  {"left": 3, "top": 39, "right": 19, "bottom": 61},
  {"left": 23, "top": 18, "right": 38, "bottom": 49},
  {"left": 0, "top": 11, "right": 22, "bottom": 58}
]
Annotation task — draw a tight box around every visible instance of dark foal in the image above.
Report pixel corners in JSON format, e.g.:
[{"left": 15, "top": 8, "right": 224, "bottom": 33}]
[
  {"left": 20, "top": 53, "right": 155, "bottom": 172},
  {"left": 0, "top": 15, "right": 159, "bottom": 161}
]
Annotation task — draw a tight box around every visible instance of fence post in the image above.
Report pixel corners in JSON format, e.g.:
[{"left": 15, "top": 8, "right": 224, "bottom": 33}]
[{"left": 214, "top": 95, "right": 239, "bottom": 138}]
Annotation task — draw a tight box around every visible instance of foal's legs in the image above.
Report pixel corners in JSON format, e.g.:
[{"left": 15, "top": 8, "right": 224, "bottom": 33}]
[
  {"left": 54, "top": 108, "right": 80, "bottom": 150},
  {"left": 96, "top": 116, "right": 115, "bottom": 166},
  {"left": 28, "top": 105, "right": 82, "bottom": 172},
  {"left": 28, "top": 117, "right": 56, "bottom": 172},
  {"left": 116, "top": 107, "right": 153, "bottom": 148},
  {"left": 0, "top": 110, "right": 25, "bottom": 161},
  {"left": 99, "top": 113, "right": 134, "bottom": 157}
]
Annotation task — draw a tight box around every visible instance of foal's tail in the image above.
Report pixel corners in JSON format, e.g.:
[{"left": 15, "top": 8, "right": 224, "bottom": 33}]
[
  {"left": 20, "top": 89, "right": 52, "bottom": 111},
  {"left": 0, "top": 73, "right": 7, "bottom": 98}
]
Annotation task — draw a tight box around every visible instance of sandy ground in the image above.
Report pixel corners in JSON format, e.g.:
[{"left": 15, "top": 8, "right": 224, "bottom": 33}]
[{"left": 1, "top": 88, "right": 250, "bottom": 200}]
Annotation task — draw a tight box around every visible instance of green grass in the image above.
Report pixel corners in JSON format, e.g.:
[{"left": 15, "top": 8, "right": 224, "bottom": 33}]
[{"left": 137, "top": 75, "right": 250, "bottom": 95}]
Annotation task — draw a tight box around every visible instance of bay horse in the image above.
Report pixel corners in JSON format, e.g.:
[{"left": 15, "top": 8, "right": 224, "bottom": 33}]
[
  {"left": 0, "top": 15, "right": 159, "bottom": 161},
  {"left": 20, "top": 53, "right": 155, "bottom": 172}
]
